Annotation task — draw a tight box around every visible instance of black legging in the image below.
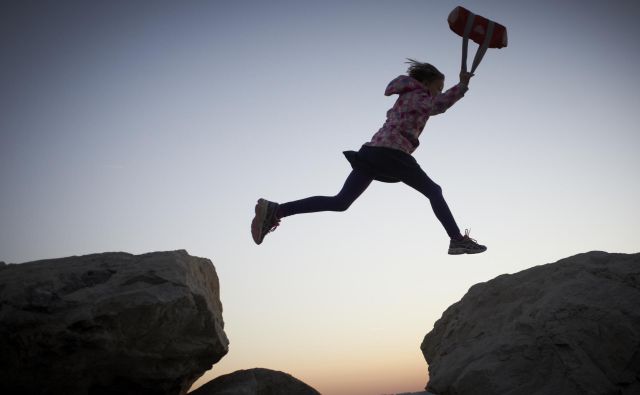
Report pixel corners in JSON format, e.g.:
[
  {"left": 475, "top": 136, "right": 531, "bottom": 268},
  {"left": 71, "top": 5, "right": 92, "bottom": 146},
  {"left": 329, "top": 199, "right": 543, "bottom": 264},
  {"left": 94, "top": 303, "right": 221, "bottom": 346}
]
[{"left": 279, "top": 169, "right": 462, "bottom": 240}]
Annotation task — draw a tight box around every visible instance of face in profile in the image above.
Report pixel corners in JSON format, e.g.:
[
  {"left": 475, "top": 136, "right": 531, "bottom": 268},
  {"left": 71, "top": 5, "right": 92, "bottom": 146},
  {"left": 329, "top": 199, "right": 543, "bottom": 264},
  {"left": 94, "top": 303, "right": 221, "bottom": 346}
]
[{"left": 425, "top": 78, "right": 444, "bottom": 96}]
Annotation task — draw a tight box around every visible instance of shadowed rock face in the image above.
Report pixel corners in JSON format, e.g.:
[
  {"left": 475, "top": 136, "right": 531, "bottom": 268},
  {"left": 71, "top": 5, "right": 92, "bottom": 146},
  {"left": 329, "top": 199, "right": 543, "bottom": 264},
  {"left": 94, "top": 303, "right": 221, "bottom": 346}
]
[
  {"left": 421, "top": 251, "right": 640, "bottom": 395},
  {"left": 190, "top": 368, "right": 321, "bottom": 395},
  {"left": 0, "top": 250, "right": 229, "bottom": 395}
]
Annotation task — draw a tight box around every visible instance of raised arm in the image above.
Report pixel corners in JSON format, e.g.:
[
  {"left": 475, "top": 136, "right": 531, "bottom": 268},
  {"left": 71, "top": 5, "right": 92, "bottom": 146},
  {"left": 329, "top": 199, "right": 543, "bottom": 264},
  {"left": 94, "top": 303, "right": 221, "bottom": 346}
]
[{"left": 430, "top": 71, "right": 473, "bottom": 115}]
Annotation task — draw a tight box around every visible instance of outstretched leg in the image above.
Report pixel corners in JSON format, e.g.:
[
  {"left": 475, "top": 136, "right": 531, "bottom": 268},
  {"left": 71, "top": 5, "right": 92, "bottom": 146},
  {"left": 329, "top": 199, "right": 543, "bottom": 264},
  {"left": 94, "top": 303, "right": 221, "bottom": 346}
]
[
  {"left": 251, "top": 170, "right": 373, "bottom": 244},
  {"left": 398, "top": 166, "right": 487, "bottom": 254},
  {"left": 278, "top": 170, "right": 373, "bottom": 218},
  {"left": 399, "top": 167, "right": 463, "bottom": 240}
]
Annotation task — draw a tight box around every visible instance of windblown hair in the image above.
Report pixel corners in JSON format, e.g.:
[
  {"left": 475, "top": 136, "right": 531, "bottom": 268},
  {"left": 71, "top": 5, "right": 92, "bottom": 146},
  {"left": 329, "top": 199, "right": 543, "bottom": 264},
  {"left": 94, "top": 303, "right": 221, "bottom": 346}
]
[{"left": 405, "top": 58, "right": 444, "bottom": 83}]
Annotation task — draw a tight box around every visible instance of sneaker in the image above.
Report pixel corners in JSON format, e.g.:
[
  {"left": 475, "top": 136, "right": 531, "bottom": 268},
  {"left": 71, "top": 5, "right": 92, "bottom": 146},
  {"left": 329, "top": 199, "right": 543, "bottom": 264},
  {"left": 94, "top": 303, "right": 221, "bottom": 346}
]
[
  {"left": 251, "top": 199, "right": 281, "bottom": 245},
  {"left": 448, "top": 229, "right": 487, "bottom": 255}
]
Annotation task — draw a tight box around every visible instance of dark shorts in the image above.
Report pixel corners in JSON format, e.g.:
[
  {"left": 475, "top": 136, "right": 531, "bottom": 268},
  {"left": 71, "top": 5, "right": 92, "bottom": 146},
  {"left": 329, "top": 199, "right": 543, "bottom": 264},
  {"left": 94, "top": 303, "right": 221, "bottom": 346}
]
[{"left": 343, "top": 144, "right": 421, "bottom": 183}]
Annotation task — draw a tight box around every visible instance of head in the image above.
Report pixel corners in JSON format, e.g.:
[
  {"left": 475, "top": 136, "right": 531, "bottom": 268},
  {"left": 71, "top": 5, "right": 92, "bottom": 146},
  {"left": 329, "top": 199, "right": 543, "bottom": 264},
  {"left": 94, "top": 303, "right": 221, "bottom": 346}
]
[{"left": 406, "top": 58, "right": 444, "bottom": 96}]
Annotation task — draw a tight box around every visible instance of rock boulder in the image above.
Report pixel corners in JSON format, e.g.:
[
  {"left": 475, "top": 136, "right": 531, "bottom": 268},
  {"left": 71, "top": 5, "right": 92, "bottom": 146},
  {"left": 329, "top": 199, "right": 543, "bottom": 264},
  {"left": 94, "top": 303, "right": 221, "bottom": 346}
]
[
  {"left": 421, "top": 251, "right": 640, "bottom": 395},
  {"left": 190, "top": 368, "right": 321, "bottom": 395},
  {"left": 0, "top": 250, "right": 229, "bottom": 395}
]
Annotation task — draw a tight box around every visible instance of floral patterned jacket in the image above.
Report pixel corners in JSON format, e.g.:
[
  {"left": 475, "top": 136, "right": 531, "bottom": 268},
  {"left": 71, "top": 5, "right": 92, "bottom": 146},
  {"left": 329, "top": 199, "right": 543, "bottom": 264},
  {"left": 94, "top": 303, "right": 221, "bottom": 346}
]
[{"left": 367, "top": 75, "right": 468, "bottom": 154}]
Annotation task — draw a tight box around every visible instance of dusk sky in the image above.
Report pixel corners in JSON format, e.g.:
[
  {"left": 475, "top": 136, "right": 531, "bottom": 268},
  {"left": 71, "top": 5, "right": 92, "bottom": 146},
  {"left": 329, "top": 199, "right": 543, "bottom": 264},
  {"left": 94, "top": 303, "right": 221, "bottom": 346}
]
[{"left": 1, "top": 1, "right": 639, "bottom": 394}]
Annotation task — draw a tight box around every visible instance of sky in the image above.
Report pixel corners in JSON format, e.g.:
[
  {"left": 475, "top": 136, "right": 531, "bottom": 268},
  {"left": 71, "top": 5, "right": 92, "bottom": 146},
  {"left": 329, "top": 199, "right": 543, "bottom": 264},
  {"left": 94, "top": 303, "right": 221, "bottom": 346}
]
[{"left": 1, "top": 1, "right": 639, "bottom": 394}]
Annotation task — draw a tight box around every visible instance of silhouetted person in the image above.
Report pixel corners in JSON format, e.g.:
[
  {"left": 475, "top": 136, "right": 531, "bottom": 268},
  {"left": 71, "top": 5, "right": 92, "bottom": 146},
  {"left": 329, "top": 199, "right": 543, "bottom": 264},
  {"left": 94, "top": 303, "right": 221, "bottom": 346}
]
[{"left": 252, "top": 59, "right": 486, "bottom": 255}]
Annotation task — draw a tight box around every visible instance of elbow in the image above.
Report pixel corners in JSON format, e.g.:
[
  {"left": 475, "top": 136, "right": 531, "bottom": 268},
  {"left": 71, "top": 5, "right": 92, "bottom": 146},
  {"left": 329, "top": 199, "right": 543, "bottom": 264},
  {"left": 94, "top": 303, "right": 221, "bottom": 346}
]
[{"left": 431, "top": 107, "right": 446, "bottom": 116}]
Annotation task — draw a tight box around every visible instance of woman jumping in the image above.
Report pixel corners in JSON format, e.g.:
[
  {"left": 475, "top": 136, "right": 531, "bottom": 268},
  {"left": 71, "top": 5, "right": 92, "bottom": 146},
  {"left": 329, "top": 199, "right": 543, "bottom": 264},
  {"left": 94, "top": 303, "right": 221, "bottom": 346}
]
[{"left": 251, "top": 59, "right": 486, "bottom": 255}]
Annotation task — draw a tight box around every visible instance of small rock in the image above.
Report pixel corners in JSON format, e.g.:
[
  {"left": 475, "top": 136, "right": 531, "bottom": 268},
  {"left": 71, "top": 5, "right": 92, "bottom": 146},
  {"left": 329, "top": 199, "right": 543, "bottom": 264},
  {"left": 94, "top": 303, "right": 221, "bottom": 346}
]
[{"left": 190, "top": 368, "right": 321, "bottom": 395}]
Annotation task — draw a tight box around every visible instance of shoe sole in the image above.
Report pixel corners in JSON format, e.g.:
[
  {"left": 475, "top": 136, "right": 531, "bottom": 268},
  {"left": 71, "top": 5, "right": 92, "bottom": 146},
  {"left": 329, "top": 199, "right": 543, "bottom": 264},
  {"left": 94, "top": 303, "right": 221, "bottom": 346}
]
[
  {"left": 251, "top": 199, "right": 269, "bottom": 245},
  {"left": 448, "top": 247, "right": 487, "bottom": 255}
]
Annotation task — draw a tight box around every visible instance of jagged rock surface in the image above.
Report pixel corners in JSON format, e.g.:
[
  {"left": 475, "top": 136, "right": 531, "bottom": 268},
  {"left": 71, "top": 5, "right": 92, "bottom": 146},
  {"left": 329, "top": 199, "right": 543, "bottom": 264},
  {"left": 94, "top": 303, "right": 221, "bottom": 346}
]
[
  {"left": 421, "top": 251, "right": 640, "bottom": 395},
  {"left": 0, "top": 250, "right": 229, "bottom": 395},
  {"left": 190, "top": 368, "right": 321, "bottom": 395}
]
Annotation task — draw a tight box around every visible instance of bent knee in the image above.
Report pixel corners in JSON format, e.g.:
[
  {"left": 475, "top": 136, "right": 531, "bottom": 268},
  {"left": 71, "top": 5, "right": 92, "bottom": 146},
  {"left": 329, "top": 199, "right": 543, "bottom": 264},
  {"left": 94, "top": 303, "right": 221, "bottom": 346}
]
[
  {"left": 334, "top": 200, "right": 352, "bottom": 212},
  {"left": 331, "top": 195, "right": 355, "bottom": 212},
  {"left": 427, "top": 183, "right": 443, "bottom": 197}
]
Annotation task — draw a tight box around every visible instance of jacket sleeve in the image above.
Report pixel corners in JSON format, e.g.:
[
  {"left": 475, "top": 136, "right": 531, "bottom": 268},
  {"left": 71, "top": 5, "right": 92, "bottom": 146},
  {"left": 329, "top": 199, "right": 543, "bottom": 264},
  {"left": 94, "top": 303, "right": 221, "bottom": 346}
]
[{"left": 427, "top": 83, "right": 469, "bottom": 116}]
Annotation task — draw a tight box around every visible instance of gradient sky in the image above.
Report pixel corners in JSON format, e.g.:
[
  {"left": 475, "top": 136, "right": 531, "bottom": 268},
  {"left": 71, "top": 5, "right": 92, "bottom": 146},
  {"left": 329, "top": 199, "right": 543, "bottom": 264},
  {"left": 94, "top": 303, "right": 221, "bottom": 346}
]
[{"left": 1, "top": 1, "right": 639, "bottom": 394}]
